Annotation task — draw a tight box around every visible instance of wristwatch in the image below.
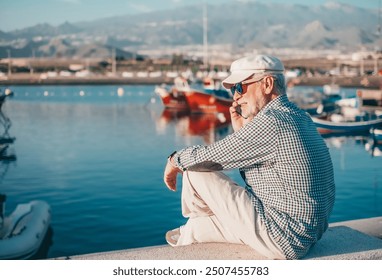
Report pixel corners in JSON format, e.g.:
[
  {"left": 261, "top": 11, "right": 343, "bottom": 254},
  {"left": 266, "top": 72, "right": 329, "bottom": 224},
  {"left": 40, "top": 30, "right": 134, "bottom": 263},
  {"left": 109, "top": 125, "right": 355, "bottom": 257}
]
[
  {"left": 168, "top": 151, "right": 177, "bottom": 159},
  {"left": 167, "top": 151, "right": 178, "bottom": 168}
]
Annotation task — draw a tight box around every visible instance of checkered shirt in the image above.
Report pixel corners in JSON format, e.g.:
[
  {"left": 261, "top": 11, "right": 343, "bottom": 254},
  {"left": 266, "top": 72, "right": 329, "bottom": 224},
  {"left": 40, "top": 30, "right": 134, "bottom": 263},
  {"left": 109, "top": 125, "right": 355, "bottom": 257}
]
[{"left": 173, "top": 94, "right": 335, "bottom": 259}]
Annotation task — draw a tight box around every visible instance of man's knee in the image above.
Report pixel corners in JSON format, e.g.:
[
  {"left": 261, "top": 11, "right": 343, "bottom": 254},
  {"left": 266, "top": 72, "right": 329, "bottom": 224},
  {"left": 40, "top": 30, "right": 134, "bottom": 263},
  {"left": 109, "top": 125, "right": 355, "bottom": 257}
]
[{"left": 184, "top": 171, "right": 223, "bottom": 186}]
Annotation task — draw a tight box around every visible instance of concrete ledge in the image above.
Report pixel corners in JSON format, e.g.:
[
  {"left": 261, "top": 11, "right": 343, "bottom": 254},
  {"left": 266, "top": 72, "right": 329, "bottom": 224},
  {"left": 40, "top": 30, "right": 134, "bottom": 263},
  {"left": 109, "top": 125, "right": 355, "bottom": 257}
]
[
  {"left": 58, "top": 218, "right": 382, "bottom": 260},
  {"left": 303, "top": 226, "right": 382, "bottom": 260},
  {"left": 65, "top": 243, "right": 267, "bottom": 260},
  {"left": 329, "top": 216, "right": 382, "bottom": 239}
]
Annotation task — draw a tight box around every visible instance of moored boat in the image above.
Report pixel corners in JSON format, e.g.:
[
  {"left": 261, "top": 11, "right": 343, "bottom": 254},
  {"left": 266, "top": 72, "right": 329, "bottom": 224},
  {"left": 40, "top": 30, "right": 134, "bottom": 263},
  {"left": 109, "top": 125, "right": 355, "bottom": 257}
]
[
  {"left": 183, "top": 90, "right": 232, "bottom": 114},
  {"left": 312, "top": 116, "right": 382, "bottom": 135},
  {"left": 0, "top": 195, "right": 51, "bottom": 260},
  {"left": 154, "top": 77, "right": 189, "bottom": 110},
  {"left": 155, "top": 76, "right": 233, "bottom": 114},
  {"left": 182, "top": 76, "right": 232, "bottom": 114}
]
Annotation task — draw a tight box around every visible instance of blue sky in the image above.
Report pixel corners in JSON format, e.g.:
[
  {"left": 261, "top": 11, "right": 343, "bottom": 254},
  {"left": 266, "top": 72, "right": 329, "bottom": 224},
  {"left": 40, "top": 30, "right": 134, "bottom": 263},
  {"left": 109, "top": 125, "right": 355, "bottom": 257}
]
[{"left": 0, "top": 0, "right": 379, "bottom": 32}]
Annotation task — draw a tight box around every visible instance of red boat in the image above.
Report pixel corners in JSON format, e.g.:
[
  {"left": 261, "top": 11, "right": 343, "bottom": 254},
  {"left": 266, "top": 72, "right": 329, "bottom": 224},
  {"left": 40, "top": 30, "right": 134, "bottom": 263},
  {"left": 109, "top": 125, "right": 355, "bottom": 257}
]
[
  {"left": 154, "top": 78, "right": 189, "bottom": 111},
  {"left": 184, "top": 90, "right": 232, "bottom": 114},
  {"left": 155, "top": 76, "right": 233, "bottom": 114}
]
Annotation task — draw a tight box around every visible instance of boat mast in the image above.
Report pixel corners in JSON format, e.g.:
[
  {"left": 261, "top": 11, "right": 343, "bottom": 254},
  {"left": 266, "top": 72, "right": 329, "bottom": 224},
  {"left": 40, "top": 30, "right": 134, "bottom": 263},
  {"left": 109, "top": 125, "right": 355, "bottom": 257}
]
[
  {"left": 112, "top": 47, "right": 116, "bottom": 75},
  {"left": 203, "top": 3, "right": 208, "bottom": 68},
  {"left": 378, "top": 0, "right": 381, "bottom": 37}
]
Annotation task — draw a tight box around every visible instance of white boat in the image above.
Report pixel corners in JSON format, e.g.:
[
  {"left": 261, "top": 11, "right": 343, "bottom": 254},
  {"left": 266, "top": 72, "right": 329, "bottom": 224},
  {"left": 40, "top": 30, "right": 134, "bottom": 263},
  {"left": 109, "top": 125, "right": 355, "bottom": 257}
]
[{"left": 0, "top": 195, "right": 51, "bottom": 260}]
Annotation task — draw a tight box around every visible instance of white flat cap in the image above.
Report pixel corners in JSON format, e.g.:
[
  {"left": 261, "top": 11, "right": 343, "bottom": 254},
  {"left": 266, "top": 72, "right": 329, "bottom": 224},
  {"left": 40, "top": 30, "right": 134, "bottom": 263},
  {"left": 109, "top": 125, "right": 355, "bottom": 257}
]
[{"left": 222, "top": 55, "right": 285, "bottom": 89}]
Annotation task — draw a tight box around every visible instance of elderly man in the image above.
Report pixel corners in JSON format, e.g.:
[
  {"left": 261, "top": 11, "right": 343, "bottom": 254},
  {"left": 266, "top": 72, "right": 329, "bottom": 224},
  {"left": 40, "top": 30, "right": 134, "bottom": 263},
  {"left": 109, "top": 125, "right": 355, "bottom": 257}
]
[{"left": 163, "top": 55, "right": 335, "bottom": 260}]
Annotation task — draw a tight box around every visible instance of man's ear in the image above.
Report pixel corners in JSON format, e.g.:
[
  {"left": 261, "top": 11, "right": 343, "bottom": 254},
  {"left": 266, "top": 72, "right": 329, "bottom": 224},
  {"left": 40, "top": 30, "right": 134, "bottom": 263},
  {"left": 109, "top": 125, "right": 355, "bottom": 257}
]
[{"left": 263, "top": 76, "right": 274, "bottom": 95}]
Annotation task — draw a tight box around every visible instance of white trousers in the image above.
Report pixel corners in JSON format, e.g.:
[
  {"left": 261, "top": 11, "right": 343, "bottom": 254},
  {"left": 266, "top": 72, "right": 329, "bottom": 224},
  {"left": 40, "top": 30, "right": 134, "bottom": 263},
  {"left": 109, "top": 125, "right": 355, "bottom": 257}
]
[{"left": 176, "top": 171, "right": 285, "bottom": 259}]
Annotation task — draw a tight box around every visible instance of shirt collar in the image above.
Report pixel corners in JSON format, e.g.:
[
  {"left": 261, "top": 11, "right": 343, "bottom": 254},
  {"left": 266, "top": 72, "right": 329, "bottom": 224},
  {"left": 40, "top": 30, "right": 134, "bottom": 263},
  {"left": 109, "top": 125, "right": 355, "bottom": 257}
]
[{"left": 257, "top": 94, "right": 289, "bottom": 116}]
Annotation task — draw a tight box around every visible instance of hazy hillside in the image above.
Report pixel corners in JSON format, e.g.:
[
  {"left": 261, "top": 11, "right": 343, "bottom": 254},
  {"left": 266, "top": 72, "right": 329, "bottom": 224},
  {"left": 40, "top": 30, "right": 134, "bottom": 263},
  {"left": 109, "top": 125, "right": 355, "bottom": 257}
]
[{"left": 0, "top": 1, "right": 380, "bottom": 58}]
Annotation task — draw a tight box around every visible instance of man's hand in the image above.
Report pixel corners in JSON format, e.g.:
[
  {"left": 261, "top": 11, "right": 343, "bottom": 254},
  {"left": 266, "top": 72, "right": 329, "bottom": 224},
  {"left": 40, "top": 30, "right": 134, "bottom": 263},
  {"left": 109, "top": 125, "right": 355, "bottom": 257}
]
[{"left": 164, "top": 157, "right": 181, "bottom": 191}]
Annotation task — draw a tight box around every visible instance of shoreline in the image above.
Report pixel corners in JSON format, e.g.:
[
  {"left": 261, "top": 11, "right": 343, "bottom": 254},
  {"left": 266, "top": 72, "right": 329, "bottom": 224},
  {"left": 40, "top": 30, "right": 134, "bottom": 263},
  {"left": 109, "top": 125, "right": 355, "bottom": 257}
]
[
  {"left": 1, "top": 73, "right": 381, "bottom": 89},
  {"left": 290, "top": 75, "right": 382, "bottom": 89},
  {"left": 0, "top": 74, "right": 172, "bottom": 86}
]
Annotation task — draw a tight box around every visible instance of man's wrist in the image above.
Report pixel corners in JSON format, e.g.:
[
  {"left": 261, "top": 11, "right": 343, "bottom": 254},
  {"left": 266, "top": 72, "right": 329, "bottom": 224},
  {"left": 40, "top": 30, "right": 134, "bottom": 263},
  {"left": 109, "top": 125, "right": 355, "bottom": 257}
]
[{"left": 167, "top": 151, "right": 178, "bottom": 169}]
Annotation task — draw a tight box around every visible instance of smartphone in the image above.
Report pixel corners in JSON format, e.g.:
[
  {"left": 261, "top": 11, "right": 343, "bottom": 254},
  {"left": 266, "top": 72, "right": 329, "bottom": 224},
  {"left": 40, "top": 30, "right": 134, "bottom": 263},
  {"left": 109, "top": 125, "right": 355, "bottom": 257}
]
[{"left": 235, "top": 104, "right": 248, "bottom": 119}]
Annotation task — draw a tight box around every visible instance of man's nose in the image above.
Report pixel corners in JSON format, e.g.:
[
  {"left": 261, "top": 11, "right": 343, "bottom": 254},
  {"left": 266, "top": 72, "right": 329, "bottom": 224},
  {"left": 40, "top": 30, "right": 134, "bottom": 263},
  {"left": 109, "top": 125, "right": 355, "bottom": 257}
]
[{"left": 233, "top": 91, "right": 241, "bottom": 101}]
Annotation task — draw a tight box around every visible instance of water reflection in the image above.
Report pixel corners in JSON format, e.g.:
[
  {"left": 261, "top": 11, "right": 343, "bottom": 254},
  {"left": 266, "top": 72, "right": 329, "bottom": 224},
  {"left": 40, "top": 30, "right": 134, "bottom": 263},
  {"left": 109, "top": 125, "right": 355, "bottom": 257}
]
[
  {"left": 0, "top": 89, "right": 16, "bottom": 152},
  {"left": 0, "top": 88, "right": 16, "bottom": 166},
  {"left": 0, "top": 89, "right": 14, "bottom": 132},
  {"left": 364, "top": 130, "right": 382, "bottom": 158},
  {"left": 155, "top": 108, "right": 382, "bottom": 156},
  {"left": 324, "top": 134, "right": 382, "bottom": 158},
  {"left": 0, "top": 90, "right": 53, "bottom": 260},
  {"left": 365, "top": 142, "right": 382, "bottom": 157},
  {"left": 156, "top": 109, "right": 232, "bottom": 144},
  {"left": 0, "top": 132, "right": 16, "bottom": 161}
]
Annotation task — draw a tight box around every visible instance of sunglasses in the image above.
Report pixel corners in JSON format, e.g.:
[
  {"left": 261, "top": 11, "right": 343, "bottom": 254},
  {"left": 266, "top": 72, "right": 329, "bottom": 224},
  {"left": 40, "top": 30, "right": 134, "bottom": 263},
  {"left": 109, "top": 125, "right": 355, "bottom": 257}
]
[{"left": 230, "top": 76, "right": 265, "bottom": 96}]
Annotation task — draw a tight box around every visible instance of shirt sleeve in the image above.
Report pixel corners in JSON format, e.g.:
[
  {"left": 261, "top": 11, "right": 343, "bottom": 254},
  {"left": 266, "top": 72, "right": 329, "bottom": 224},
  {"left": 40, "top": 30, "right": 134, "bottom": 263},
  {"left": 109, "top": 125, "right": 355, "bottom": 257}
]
[{"left": 173, "top": 113, "right": 278, "bottom": 171}]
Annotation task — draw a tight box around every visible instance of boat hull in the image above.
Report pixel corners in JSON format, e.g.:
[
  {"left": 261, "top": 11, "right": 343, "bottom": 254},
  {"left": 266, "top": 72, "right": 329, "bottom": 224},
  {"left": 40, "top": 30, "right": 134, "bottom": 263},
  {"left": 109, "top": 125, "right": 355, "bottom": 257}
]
[
  {"left": 155, "top": 86, "right": 189, "bottom": 110},
  {"left": 184, "top": 90, "right": 232, "bottom": 114},
  {"left": 0, "top": 200, "right": 51, "bottom": 260},
  {"left": 312, "top": 117, "right": 382, "bottom": 134}
]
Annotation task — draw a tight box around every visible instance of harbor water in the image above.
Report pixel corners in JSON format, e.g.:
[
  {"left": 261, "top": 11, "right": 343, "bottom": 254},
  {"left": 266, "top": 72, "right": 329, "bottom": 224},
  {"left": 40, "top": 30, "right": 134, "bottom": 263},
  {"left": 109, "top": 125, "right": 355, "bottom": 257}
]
[{"left": 0, "top": 85, "right": 381, "bottom": 259}]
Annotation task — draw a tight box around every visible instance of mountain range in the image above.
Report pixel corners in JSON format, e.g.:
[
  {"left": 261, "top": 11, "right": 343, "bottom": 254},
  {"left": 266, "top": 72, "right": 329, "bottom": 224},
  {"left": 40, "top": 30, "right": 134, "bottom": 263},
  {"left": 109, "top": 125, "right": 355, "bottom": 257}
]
[{"left": 0, "top": 1, "right": 381, "bottom": 59}]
